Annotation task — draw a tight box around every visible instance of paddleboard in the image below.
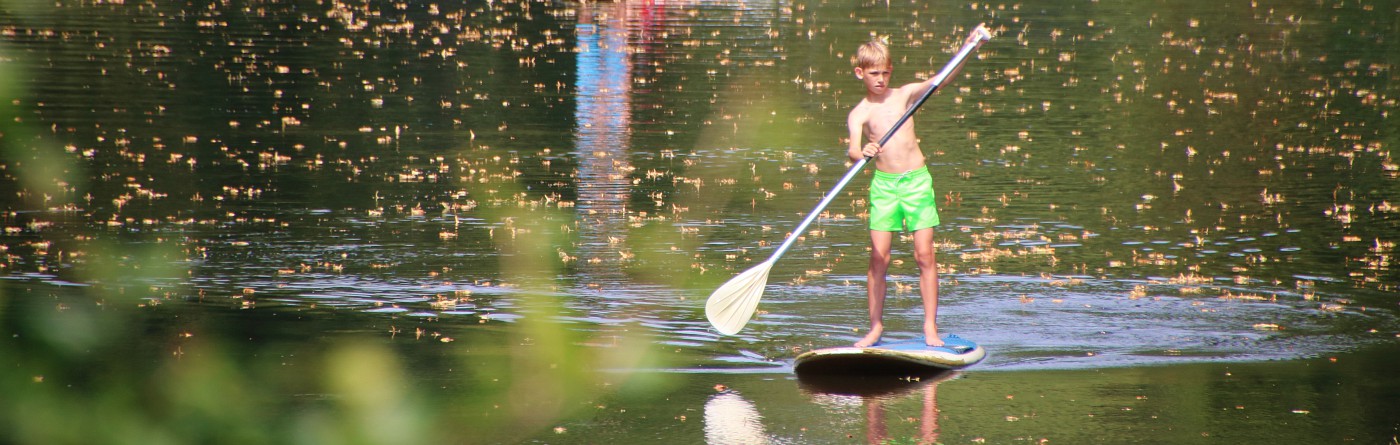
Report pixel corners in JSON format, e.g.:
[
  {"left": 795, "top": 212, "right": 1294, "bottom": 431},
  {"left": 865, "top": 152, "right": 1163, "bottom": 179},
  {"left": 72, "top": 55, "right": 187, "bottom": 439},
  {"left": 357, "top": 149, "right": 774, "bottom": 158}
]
[{"left": 793, "top": 334, "right": 985, "bottom": 375}]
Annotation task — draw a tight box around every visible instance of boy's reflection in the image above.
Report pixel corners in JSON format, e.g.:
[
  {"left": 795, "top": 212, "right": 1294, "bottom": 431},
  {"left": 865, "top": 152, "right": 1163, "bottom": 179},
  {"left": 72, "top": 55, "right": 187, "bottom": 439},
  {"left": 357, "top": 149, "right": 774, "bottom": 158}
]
[
  {"left": 862, "top": 379, "right": 940, "bottom": 445},
  {"left": 704, "top": 373, "right": 952, "bottom": 444}
]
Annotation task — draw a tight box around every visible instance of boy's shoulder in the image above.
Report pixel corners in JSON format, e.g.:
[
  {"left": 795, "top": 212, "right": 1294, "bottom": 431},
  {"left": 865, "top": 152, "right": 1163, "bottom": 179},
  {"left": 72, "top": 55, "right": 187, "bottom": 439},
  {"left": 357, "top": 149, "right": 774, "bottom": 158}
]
[{"left": 847, "top": 97, "right": 875, "bottom": 119}]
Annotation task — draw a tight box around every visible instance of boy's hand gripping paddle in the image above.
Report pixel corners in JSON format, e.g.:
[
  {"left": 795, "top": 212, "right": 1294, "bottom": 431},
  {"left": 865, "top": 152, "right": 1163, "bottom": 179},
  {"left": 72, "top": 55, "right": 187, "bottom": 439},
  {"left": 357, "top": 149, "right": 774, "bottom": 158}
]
[{"left": 706, "top": 25, "right": 992, "bottom": 336}]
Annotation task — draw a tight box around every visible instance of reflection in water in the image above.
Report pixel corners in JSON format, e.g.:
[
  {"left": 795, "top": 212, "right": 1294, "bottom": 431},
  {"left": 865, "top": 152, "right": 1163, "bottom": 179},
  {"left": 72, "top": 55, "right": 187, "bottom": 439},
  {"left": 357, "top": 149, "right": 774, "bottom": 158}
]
[
  {"left": 801, "top": 373, "right": 953, "bottom": 445},
  {"left": 574, "top": 1, "right": 634, "bottom": 217},
  {"left": 704, "top": 373, "right": 954, "bottom": 444},
  {"left": 703, "top": 391, "right": 773, "bottom": 445},
  {"left": 865, "top": 380, "right": 940, "bottom": 445},
  {"left": 573, "top": 1, "right": 645, "bottom": 289}
]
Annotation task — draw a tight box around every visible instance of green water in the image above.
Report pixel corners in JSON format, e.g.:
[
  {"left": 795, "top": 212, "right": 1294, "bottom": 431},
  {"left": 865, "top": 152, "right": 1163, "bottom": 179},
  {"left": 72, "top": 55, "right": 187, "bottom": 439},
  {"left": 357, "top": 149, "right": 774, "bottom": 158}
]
[{"left": 1, "top": 0, "right": 1397, "bottom": 443}]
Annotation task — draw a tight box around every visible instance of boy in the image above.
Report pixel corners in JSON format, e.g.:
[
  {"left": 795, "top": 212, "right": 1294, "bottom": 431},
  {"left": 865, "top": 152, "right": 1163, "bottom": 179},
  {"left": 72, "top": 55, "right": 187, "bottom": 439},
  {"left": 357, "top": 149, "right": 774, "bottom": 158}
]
[{"left": 847, "top": 25, "right": 986, "bottom": 348}]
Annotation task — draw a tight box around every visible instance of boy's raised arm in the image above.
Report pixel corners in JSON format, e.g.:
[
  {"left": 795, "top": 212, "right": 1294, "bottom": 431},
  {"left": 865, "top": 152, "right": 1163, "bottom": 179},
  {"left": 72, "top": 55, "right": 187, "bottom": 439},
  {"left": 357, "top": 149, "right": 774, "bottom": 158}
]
[{"left": 904, "top": 23, "right": 991, "bottom": 108}]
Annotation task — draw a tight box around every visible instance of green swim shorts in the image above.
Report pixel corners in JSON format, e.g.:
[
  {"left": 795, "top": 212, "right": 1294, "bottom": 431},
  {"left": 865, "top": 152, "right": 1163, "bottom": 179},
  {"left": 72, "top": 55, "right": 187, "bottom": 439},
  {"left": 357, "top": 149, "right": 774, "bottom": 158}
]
[{"left": 869, "top": 166, "right": 940, "bottom": 232}]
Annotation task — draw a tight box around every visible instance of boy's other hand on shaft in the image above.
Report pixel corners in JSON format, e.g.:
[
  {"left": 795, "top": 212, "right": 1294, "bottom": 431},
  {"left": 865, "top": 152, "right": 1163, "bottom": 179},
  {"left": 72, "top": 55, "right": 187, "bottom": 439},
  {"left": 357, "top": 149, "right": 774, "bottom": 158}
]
[{"left": 861, "top": 142, "right": 882, "bottom": 159}]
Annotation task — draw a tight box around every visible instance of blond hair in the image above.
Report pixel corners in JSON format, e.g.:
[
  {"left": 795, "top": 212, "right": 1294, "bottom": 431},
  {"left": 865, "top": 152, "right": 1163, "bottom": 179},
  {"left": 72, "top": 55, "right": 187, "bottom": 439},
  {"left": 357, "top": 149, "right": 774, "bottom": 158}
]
[{"left": 854, "top": 39, "right": 890, "bottom": 69}]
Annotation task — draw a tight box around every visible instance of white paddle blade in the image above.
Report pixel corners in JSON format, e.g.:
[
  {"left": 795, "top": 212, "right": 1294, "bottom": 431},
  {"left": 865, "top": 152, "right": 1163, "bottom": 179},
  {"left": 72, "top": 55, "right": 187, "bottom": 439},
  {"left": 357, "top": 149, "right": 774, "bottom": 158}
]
[{"left": 704, "top": 261, "right": 773, "bottom": 335}]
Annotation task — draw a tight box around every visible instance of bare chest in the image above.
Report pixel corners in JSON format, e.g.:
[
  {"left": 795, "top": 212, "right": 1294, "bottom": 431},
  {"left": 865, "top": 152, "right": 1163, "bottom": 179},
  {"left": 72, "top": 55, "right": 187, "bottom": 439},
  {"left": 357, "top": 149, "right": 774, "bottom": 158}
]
[{"left": 862, "top": 104, "right": 915, "bottom": 142}]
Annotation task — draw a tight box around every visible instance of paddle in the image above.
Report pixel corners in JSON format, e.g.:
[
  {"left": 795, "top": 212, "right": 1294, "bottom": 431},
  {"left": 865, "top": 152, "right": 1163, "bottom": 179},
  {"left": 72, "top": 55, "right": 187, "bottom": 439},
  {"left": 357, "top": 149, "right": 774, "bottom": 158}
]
[{"left": 706, "top": 25, "right": 993, "bottom": 336}]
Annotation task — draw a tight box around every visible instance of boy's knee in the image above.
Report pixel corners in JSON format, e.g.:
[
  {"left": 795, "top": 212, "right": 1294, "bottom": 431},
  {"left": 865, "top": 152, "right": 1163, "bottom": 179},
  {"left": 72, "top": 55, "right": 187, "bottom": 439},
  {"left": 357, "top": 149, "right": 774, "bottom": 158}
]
[
  {"left": 870, "top": 262, "right": 891, "bottom": 274},
  {"left": 870, "top": 251, "right": 892, "bottom": 264},
  {"left": 914, "top": 250, "right": 937, "bottom": 268},
  {"left": 869, "top": 253, "right": 891, "bottom": 272}
]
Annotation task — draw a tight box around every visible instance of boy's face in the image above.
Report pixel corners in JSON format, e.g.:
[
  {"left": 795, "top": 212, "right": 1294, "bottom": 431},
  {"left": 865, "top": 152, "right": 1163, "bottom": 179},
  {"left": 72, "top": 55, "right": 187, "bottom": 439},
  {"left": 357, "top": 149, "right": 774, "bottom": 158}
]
[{"left": 855, "top": 64, "right": 893, "bottom": 96}]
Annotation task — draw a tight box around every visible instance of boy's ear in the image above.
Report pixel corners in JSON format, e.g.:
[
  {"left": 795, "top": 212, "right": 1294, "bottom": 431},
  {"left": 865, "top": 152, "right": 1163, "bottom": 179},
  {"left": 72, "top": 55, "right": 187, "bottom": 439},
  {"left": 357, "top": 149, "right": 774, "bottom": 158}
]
[{"left": 854, "top": 66, "right": 865, "bottom": 79}]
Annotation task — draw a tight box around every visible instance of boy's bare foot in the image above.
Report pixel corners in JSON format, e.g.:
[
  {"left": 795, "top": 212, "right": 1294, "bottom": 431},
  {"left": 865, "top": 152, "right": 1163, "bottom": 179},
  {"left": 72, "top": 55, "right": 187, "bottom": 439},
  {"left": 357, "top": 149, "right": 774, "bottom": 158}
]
[
  {"left": 924, "top": 322, "right": 944, "bottom": 347},
  {"left": 855, "top": 325, "right": 884, "bottom": 348}
]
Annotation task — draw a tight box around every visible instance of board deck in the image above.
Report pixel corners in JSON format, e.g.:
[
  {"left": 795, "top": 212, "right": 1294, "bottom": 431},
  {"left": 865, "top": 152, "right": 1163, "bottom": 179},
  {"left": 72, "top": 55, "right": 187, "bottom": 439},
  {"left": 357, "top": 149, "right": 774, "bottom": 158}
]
[{"left": 793, "top": 334, "right": 985, "bottom": 375}]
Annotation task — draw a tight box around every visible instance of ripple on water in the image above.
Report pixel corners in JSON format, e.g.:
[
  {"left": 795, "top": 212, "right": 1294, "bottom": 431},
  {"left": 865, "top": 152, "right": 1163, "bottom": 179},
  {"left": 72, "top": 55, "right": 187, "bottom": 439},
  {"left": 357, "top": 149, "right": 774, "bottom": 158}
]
[{"left": 680, "top": 272, "right": 1395, "bottom": 371}]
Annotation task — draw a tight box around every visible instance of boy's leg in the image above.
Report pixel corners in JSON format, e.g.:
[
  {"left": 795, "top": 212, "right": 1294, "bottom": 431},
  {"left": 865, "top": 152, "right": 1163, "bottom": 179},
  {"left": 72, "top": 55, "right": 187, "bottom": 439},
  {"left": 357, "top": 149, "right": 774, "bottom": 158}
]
[
  {"left": 856, "top": 230, "right": 894, "bottom": 347},
  {"left": 912, "top": 227, "right": 942, "bottom": 347}
]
